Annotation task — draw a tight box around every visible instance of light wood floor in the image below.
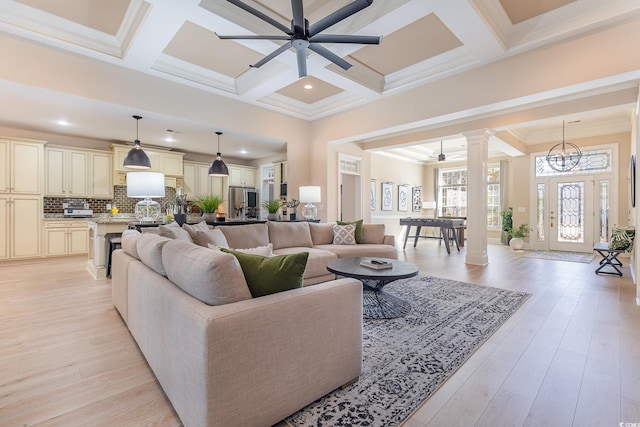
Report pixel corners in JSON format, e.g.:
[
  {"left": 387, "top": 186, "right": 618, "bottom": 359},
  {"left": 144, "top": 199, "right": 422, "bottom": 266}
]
[{"left": 1, "top": 243, "right": 639, "bottom": 426}]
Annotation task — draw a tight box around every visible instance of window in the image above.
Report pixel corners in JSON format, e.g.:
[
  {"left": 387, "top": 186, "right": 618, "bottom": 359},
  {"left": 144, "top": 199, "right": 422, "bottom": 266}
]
[{"left": 438, "top": 164, "right": 501, "bottom": 228}]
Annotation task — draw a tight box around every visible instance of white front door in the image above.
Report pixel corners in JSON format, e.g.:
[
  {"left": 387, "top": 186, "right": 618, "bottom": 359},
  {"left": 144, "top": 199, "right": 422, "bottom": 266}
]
[{"left": 548, "top": 175, "right": 595, "bottom": 252}]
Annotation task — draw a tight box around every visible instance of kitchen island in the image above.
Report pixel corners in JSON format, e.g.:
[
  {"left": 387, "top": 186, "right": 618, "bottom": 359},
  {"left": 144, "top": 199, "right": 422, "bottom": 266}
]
[{"left": 87, "top": 216, "right": 135, "bottom": 279}]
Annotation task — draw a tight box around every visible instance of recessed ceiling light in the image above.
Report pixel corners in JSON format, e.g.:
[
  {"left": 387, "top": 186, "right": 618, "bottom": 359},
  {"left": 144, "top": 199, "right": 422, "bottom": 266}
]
[
  {"left": 56, "top": 120, "right": 69, "bottom": 126},
  {"left": 164, "top": 136, "right": 175, "bottom": 143},
  {"left": 239, "top": 149, "right": 248, "bottom": 155},
  {"left": 303, "top": 84, "right": 313, "bottom": 90}
]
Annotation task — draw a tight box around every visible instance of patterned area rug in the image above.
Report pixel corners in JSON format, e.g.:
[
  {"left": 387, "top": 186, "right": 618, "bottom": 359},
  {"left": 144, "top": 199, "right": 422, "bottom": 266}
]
[
  {"left": 524, "top": 250, "right": 595, "bottom": 263},
  {"left": 286, "top": 276, "right": 530, "bottom": 427}
]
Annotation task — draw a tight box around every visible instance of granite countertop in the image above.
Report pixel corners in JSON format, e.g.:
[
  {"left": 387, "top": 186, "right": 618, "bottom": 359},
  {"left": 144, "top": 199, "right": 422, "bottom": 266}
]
[{"left": 43, "top": 214, "right": 136, "bottom": 224}]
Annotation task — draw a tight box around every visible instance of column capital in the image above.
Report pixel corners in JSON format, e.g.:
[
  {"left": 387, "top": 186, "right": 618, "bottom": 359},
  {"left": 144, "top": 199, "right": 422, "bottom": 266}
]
[{"left": 462, "top": 129, "right": 494, "bottom": 142}]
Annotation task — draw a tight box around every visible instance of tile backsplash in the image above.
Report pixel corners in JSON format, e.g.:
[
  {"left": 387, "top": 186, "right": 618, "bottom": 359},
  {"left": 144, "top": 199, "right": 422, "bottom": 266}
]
[{"left": 44, "top": 186, "right": 179, "bottom": 214}]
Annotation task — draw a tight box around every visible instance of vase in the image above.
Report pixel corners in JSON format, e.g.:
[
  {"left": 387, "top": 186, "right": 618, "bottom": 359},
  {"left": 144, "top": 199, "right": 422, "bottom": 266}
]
[
  {"left": 202, "top": 213, "right": 217, "bottom": 222},
  {"left": 267, "top": 213, "right": 278, "bottom": 221},
  {"left": 174, "top": 213, "right": 187, "bottom": 226},
  {"left": 290, "top": 212, "right": 297, "bottom": 221},
  {"left": 509, "top": 237, "right": 524, "bottom": 250}
]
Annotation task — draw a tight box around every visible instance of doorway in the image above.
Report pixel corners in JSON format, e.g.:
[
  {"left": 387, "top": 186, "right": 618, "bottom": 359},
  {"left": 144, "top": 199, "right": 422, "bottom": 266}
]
[
  {"left": 338, "top": 154, "right": 362, "bottom": 222},
  {"left": 548, "top": 175, "right": 595, "bottom": 252}
]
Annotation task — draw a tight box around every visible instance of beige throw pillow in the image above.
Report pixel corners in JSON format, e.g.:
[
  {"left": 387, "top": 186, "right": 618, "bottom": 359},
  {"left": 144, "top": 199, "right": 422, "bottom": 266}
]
[
  {"left": 333, "top": 224, "right": 357, "bottom": 245},
  {"left": 159, "top": 221, "right": 193, "bottom": 242},
  {"left": 193, "top": 229, "right": 229, "bottom": 248},
  {"left": 182, "top": 221, "right": 210, "bottom": 240}
]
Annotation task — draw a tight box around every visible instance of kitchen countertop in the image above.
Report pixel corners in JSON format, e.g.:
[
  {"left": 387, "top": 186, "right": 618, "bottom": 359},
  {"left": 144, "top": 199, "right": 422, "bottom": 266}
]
[{"left": 43, "top": 214, "right": 137, "bottom": 224}]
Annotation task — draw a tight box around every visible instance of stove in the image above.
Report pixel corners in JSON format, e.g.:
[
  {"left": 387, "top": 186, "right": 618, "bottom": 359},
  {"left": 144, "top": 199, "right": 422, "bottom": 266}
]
[{"left": 64, "top": 208, "right": 93, "bottom": 218}]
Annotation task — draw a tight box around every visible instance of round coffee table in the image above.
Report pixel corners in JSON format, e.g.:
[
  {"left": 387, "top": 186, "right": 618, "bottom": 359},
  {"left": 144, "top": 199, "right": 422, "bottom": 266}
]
[{"left": 326, "top": 257, "right": 419, "bottom": 319}]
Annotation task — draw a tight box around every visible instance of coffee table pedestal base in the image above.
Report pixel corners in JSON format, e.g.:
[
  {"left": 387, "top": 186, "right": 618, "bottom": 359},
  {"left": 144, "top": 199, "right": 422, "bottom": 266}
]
[{"left": 362, "top": 279, "right": 411, "bottom": 319}]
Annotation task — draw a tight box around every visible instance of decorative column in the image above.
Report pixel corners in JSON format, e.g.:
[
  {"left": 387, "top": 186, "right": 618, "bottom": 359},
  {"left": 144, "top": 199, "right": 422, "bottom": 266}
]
[{"left": 463, "top": 130, "right": 492, "bottom": 265}]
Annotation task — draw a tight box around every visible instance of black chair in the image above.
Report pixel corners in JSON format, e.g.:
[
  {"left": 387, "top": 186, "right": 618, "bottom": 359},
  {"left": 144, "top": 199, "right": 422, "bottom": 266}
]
[{"left": 106, "top": 236, "right": 122, "bottom": 278}]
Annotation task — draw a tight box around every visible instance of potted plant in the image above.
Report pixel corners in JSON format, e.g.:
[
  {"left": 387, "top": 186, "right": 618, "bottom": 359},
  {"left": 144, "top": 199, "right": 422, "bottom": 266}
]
[
  {"left": 194, "top": 194, "right": 223, "bottom": 222},
  {"left": 262, "top": 200, "right": 282, "bottom": 220},
  {"left": 499, "top": 207, "right": 513, "bottom": 244},
  {"left": 509, "top": 223, "right": 530, "bottom": 250}
]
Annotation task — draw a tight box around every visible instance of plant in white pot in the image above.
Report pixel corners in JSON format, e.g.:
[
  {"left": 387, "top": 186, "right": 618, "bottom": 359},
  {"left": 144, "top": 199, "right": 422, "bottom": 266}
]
[
  {"left": 194, "top": 194, "right": 223, "bottom": 222},
  {"left": 262, "top": 200, "right": 282, "bottom": 220},
  {"left": 509, "top": 223, "right": 530, "bottom": 250}
]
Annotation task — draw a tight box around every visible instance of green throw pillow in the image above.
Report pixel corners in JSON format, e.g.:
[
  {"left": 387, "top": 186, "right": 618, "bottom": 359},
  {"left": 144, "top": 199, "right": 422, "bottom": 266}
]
[
  {"left": 337, "top": 219, "right": 364, "bottom": 244},
  {"left": 221, "top": 249, "right": 308, "bottom": 297},
  {"left": 609, "top": 226, "right": 635, "bottom": 252}
]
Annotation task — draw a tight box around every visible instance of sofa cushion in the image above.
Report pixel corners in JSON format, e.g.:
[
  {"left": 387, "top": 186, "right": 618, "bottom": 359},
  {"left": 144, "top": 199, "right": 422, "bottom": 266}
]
[
  {"left": 309, "top": 223, "right": 334, "bottom": 245},
  {"left": 182, "top": 221, "right": 210, "bottom": 240},
  {"left": 314, "top": 243, "right": 398, "bottom": 259},
  {"left": 221, "top": 249, "right": 308, "bottom": 297},
  {"left": 333, "top": 224, "right": 357, "bottom": 245},
  {"left": 121, "top": 229, "right": 141, "bottom": 260},
  {"left": 362, "top": 223, "right": 386, "bottom": 244},
  {"left": 193, "top": 229, "right": 229, "bottom": 248},
  {"left": 267, "top": 221, "right": 313, "bottom": 249},
  {"left": 337, "top": 219, "right": 364, "bottom": 244},
  {"left": 208, "top": 243, "right": 273, "bottom": 257},
  {"left": 136, "top": 233, "right": 172, "bottom": 276},
  {"left": 159, "top": 221, "right": 193, "bottom": 242},
  {"left": 273, "top": 247, "right": 337, "bottom": 279},
  {"left": 163, "top": 240, "right": 252, "bottom": 305},
  {"left": 219, "top": 223, "right": 270, "bottom": 249}
]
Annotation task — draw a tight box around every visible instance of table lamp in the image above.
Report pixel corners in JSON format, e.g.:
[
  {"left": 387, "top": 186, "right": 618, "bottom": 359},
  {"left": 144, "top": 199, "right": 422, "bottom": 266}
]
[
  {"left": 127, "top": 172, "right": 166, "bottom": 223},
  {"left": 299, "top": 186, "right": 321, "bottom": 220}
]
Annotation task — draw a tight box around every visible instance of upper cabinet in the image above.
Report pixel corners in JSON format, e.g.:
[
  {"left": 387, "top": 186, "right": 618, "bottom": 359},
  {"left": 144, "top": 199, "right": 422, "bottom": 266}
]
[
  {"left": 0, "top": 138, "right": 44, "bottom": 194},
  {"left": 112, "top": 145, "right": 184, "bottom": 179},
  {"left": 45, "top": 146, "right": 113, "bottom": 198},
  {"left": 182, "top": 161, "right": 226, "bottom": 201},
  {"left": 228, "top": 165, "right": 257, "bottom": 188}
]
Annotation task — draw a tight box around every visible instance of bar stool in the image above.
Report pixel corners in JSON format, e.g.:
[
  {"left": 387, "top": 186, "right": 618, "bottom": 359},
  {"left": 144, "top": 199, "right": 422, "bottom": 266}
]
[{"left": 106, "top": 236, "right": 122, "bottom": 278}]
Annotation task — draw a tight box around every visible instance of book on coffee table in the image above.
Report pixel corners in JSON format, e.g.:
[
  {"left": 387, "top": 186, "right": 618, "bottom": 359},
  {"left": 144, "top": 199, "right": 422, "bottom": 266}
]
[{"left": 360, "top": 260, "right": 393, "bottom": 270}]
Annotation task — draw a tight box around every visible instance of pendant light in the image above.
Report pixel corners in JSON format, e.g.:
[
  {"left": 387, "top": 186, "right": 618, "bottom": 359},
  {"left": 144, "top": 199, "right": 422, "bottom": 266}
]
[
  {"left": 546, "top": 120, "right": 582, "bottom": 172},
  {"left": 438, "top": 141, "right": 446, "bottom": 162},
  {"left": 208, "top": 131, "right": 229, "bottom": 176},
  {"left": 123, "top": 115, "right": 151, "bottom": 169}
]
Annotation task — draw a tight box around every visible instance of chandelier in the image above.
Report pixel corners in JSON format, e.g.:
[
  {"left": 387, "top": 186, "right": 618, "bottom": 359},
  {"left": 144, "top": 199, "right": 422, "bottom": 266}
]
[{"left": 546, "top": 120, "right": 582, "bottom": 172}]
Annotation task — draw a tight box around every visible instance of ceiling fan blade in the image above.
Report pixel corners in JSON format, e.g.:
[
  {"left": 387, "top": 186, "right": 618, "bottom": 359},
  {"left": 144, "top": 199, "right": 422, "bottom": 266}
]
[
  {"left": 226, "top": 0, "right": 291, "bottom": 35},
  {"left": 308, "top": 43, "right": 352, "bottom": 70},
  {"left": 308, "top": 0, "right": 373, "bottom": 37},
  {"left": 296, "top": 46, "right": 307, "bottom": 78},
  {"left": 217, "top": 34, "right": 291, "bottom": 41},
  {"left": 251, "top": 42, "right": 292, "bottom": 68},
  {"left": 291, "top": 0, "right": 305, "bottom": 35},
  {"left": 309, "top": 34, "right": 382, "bottom": 44}
]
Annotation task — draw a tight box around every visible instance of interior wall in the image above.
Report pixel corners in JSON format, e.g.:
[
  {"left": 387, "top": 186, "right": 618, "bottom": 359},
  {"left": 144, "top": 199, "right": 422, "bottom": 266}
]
[{"left": 370, "top": 153, "right": 425, "bottom": 241}]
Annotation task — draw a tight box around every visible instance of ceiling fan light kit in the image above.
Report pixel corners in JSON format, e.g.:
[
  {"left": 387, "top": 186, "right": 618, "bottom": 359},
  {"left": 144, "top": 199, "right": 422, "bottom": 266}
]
[
  {"left": 123, "top": 115, "right": 151, "bottom": 169},
  {"left": 209, "top": 131, "right": 229, "bottom": 176},
  {"left": 218, "top": 0, "right": 382, "bottom": 78},
  {"left": 546, "top": 120, "right": 582, "bottom": 172}
]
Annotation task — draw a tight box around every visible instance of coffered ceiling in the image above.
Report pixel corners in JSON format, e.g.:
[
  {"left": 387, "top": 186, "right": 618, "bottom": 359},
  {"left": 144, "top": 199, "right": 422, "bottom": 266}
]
[{"left": 0, "top": 0, "right": 638, "bottom": 161}]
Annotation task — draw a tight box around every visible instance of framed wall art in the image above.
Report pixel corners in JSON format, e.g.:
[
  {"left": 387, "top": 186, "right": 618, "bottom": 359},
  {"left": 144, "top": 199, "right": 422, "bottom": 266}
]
[
  {"left": 370, "top": 180, "right": 376, "bottom": 211},
  {"left": 412, "top": 186, "right": 422, "bottom": 212},
  {"left": 398, "top": 184, "right": 409, "bottom": 211},
  {"left": 382, "top": 182, "right": 393, "bottom": 211}
]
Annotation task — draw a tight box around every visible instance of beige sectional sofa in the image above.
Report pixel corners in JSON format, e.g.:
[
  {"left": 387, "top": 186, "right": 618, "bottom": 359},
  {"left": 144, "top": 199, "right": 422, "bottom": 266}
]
[{"left": 112, "top": 220, "right": 397, "bottom": 427}]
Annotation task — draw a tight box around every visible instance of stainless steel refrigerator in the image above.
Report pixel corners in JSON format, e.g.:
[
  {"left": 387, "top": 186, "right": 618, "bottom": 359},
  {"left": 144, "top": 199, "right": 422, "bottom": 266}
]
[{"left": 228, "top": 186, "right": 259, "bottom": 219}]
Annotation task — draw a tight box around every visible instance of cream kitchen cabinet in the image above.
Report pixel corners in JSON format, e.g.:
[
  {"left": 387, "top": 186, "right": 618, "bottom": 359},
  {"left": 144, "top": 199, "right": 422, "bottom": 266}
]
[
  {"left": 112, "top": 145, "right": 184, "bottom": 176},
  {"left": 44, "top": 220, "right": 88, "bottom": 256},
  {"left": 0, "top": 195, "right": 42, "bottom": 260},
  {"left": 0, "top": 138, "right": 44, "bottom": 195},
  {"left": 182, "top": 162, "right": 225, "bottom": 201},
  {"left": 228, "top": 165, "right": 257, "bottom": 188},
  {"left": 45, "top": 147, "right": 113, "bottom": 198}
]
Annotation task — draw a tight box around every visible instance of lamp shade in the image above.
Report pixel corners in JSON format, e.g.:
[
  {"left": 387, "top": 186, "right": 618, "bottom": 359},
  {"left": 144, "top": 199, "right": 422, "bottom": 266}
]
[
  {"left": 422, "top": 201, "right": 436, "bottom": 209},
  {"left": 123, "top": 143, "right": 151, "bottom": 169},
  {"left": 208, "top": 155, "right": 229, "bottom": 176},
  {"left": 126, "top": 172, "right": 166, "bottom": 198},
  {"left": 299, "top": 186, "right": 321, "bottom": 203}
]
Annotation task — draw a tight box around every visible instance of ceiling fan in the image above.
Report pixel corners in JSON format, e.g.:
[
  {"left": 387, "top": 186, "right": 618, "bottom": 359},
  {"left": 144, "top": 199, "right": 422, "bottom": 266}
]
[
  {"left": 217, "top": 0, "right": 383, "bottom": 78},
  {"left": 438, "top": 141, "right": 446, "bottom": 162}
]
